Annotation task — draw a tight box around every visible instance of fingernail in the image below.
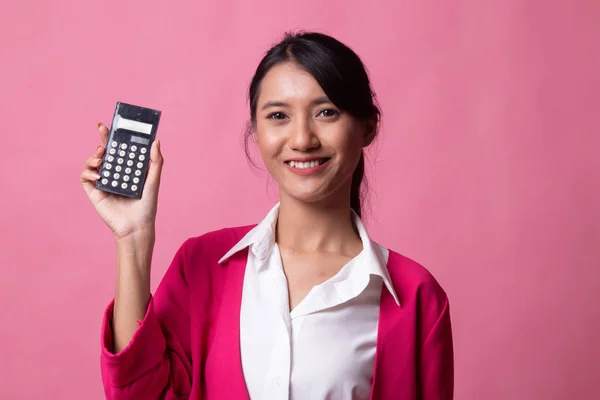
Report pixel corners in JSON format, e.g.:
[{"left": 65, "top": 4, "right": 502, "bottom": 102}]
[
  {"left": 96, "top": 145, "right": 102, "bottom": 152},
  {"left": 97, "top": 122, "right": 103, "bottom": 128},
  {"left": 94, "top": 173, "right": 101, "bottom": 179},
  {"left": 156, "top": 140, "right": 160, "bottom": 149}
]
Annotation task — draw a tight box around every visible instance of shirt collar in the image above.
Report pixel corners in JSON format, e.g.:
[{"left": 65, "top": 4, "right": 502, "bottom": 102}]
[
  {"left": 218, "top": 203, "right": 400, "bottom": 306},
  {"left": 218, "top": 203, "right": 280, "bottom": 264},
  {"left": 350, "top": 210, "right": 401, "bottom": 306}
]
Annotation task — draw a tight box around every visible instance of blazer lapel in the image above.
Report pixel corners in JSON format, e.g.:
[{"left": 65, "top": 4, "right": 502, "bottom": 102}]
[
  {"left": 370, "top": 279, "right": 398, "bottom": 400},
  {"left": 370, "top": 251, "right": 409, "bottom": 400},
  {"left": 205, "top": 249, "right": 251, "bottom": 400}
]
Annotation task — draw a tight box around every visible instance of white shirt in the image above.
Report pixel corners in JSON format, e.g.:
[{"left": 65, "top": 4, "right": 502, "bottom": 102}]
[{"left": 218, "top": 204, "right": 400, "bottom": 400}]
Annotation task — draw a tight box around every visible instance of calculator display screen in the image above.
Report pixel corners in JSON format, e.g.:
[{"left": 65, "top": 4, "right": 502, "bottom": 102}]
[
  {"left": 113, "top": 115, "right": 153, "bottom": 135},
  {"left": 131, "top": 136, "right": 150, "bottom": 145}
]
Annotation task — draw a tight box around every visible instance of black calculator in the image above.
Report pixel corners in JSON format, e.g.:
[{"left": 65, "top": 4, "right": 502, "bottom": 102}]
[{"left": 95, "top": 102, "right": 161, "bottom": 198}]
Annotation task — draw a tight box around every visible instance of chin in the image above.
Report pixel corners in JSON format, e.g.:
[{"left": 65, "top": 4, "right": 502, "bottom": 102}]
[
  {"left": 281, "top": 186, "right": 329, "bottom": 205},
  {"left": 282, "top": 178, "right": 350, "bottom": 206},
  {"left": 280, "top": 169, "right": 353, "bottom": 201}
]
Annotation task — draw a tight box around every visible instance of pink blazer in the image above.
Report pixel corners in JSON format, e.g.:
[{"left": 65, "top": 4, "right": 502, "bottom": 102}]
[{"left": 100, "top": 226, "right": 453, "bottom": 399}]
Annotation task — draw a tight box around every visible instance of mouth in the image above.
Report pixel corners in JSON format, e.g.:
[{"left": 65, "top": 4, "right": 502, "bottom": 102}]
[
  {"left": 284, "top": 158, "right": 330, "bottom": 169},
  {"left": 284, "top": 157, "right": 331, "bottom": 176}
]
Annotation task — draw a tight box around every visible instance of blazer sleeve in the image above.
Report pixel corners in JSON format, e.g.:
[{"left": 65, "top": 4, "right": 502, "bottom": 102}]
[
  {"left": 420, "top": 296, "right": 454, "bottom": 399},
  {"left": 100, "top": 240, "right": 194, "bottom": 399}
]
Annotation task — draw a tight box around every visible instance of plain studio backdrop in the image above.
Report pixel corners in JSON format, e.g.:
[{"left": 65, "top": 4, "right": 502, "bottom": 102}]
[{"left": 1, "top": 1, "right": 599, "bottom": 399}]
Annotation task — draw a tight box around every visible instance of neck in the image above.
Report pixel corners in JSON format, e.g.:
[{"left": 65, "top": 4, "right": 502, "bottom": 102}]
[{"left": 275, "top": 193, "right": 361, "bottom": 254}]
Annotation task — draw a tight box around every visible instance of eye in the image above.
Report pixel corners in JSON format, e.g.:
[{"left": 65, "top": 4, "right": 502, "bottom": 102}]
[
  {"left": 317, "top": 108, "right": 339, "bottom": 118},
  {"left": 266, "top": 112, "right": 287, "bottom": 120}
]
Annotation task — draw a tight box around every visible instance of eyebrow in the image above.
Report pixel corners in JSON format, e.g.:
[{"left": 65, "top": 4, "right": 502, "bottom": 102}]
[{"left": 260, "top": 96, "right": 332, "bottom": 111}]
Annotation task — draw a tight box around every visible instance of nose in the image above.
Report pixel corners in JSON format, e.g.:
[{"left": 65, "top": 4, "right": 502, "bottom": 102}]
[{"left": 288, "top": 117, "right": 320, "bottom": 151}]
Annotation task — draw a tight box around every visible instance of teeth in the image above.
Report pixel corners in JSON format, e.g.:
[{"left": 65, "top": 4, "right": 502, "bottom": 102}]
[{"left": 289, "top": 159, "right": 326, "bottom": 169}]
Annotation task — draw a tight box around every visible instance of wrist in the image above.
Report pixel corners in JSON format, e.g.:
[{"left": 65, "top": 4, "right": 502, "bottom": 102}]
[
  {"left": 115, "top": 230, "right": 155, "bottom": 274},
  {"left": 115, "top": 227, "right": 156, "bottom": 248}
]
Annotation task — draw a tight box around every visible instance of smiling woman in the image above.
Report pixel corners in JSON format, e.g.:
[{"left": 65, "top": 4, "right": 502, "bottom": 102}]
[
  {"left": 245, "top": 33, "right": 380, "bottom": 218},
  {"left": 81, "top": 31, "right": 453, "bottom": 400}
]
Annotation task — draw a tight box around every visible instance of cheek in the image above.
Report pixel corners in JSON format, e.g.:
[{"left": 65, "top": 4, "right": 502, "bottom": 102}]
[
  {"left": 340, "top": 147, "right": 364, "bottom": 179},
  {"left": 332, "top": 131, "right": 364, "bottom": 169},
  {"left": 256, "top": 128, "right": 285, "bottom": 165}
]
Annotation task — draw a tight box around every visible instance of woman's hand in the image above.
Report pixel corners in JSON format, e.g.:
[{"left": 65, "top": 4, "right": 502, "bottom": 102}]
[{"left": 80, "top": 123, "right": 164, "bottom": 240}]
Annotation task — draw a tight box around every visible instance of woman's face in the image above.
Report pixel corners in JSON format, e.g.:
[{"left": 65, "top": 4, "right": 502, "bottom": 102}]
[{"left": 255, "top": 62, "right": 373, "bottom": 206}]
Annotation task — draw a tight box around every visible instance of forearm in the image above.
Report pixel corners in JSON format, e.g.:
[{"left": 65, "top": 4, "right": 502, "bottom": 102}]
[
  {"left": 101, "top": 237, "right": 194, "bottom": 398},
  {"left": 112, "top": 230, "right": 155, "bottom": 353}
]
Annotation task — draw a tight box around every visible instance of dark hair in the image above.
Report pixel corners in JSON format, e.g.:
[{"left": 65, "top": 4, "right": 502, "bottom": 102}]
[{"left": 245, "top": 31, "right": 380, "bottom": 218}]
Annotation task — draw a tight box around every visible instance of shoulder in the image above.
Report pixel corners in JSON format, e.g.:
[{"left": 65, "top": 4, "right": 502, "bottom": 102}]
[
  {"left": 165, "top": 225, "right": 255, "bottom": 286},
  {"left": 386, "top": 248, "right": 449, "bottom": 313},
  {"left": 179, "top": 224, "right": 256, "bottom": 262}
]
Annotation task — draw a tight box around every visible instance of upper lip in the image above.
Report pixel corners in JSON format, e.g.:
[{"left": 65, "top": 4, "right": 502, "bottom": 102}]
[{"left": 285, "top": 156, "right": 330, "bottom": 163}]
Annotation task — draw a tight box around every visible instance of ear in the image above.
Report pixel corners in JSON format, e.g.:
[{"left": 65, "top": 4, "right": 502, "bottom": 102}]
[
  {"left": 247, "top": 121, "right": 258, "bottom": 143},
  {"left": 362, "top": 120, "right": 377, "bottom": 147}
]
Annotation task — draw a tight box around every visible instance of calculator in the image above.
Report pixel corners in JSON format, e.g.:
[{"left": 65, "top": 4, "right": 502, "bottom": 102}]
[{"left": 95, "top": 102, "right": 161, "bottom": 198}]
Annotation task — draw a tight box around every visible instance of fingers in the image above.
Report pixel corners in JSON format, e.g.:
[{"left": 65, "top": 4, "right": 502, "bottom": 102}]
[
  {"left": 81, "top": 122, "right": 109, "bottom": 197},
  {"left": 80, "top": 166, "right": 101, "bottom": 197},
  {"left": 84, "top": 145, "right": 105, "bottom": 170},
  {"left": 143, "top": 139, "right": 164, "bottom": 198},
  {"left": 81, "top": 141, "right": 106, "bottom": 196},
  {"left": 98, "top": 122, "right": 109, "bottom": 145},
  {"left": 81, "top": 169, "right": 101, "bottom": 182},
  {"left": 85, "top": 152, "right": 103, "bottom": 169}
]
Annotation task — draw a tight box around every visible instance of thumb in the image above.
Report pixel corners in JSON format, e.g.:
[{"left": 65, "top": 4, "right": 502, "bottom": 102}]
[{"left": 144, "top": 139, "right": 163, "bottom": 194}]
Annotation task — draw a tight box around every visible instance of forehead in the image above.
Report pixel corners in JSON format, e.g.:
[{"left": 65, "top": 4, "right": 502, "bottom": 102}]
[{"left": 257, "top": 62, "right": 326, "bottom": 104}]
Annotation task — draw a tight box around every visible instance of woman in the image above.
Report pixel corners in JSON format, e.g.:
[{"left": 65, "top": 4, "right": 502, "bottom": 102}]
[{"left": 81, "top": 32, "right": 453, "bottom": 400}]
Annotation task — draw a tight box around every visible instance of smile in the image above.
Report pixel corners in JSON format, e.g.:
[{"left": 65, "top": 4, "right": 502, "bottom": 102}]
[
  {"left": 287, "top": 159, "right": 328, "bottom": 169},
  {"left": 284, "top": 158, "right": 330, "bottom": 175}
]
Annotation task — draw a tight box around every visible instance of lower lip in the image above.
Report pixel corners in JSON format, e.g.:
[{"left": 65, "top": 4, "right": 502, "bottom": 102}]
[{"left": 285, "top": 159, "right": 330, "bottom": 176}]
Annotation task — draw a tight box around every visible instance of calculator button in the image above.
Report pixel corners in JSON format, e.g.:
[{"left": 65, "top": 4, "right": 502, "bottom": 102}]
[
  {"left": 129, "top": 152, "right": 135, "bottom": 159},
  {"left": 133, "top": 177, "right": 140, "bottom": 184},
  {"left": 117, "top": 158, "right": 124, "bottom": 165},
  {"left": 118, "top": 150, "right": 126, "bottom": 157},
  {"left": 123, "top": 175, "right": 130, "bottom": 182},
  {"left": 115, "top": 166, "right": 122, "bottom": 172},
  {"left": 105, "top": 163, "right": 112, "bottom": 170},
  {"left": 113, "top": 173, "right": 120, "bottom": 179},
  {"left": 120, "top": 143, "right": 128, "bottom": 149},
  {"left": 139, "top": 155, "right": 146, "bottom": 161},
  {"left": 127, "top": 160, "right": 134, "bottom": 166},
  {"left": 121, "top": 182, "right": 128, "bottom": 189},
  {"left": 140, "top": 147, "right": 147, "bottom": 154},
  {"left": 102, "top": 171, "right": 110, "bottom": 177},
  {"left": 131, "top": 185, "right": 138, "bottom": 191},
  {"left": 101, "top": 178, "right": 108, "bottom": 185},
  {"left": 110, "top": 141, "right": 118, "bottom": 147},
  {"left": 134, "top": 170, "right": 141, "bottom": 176},
  {"left": 125, "top": 167, "right": 131, "bottom": 174},
  {"left": 111, "top": 180, "right": 118, "bottom": 187},
  {"left": 109, "top": 148, "right": 116, "bottom": 155},
  {"left": 131, "top": 145, "right": 138, "bottom": 152},
  {"left": 137, "top": 162, "right": 143, "bottom": 169},
  {"left": 107, "top": 155, "right": 114, "bottom": 162}
]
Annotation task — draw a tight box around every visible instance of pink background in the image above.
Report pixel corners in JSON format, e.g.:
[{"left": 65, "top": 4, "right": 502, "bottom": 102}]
[{"left": 1, "top": 1, "right": 599, "bottom": 399}]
